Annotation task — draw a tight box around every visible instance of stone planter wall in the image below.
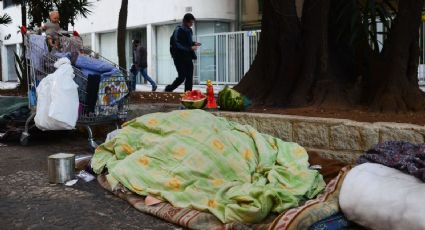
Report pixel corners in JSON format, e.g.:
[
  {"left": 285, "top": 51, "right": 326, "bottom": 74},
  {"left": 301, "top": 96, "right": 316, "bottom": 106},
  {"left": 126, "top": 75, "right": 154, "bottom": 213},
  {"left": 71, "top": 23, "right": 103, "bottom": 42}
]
[
  {"left": 215, "top": 112, "right": 425, "bottom": 163},
  {"left": 129, "top": 104, "right": 425, "bottom": 163}
]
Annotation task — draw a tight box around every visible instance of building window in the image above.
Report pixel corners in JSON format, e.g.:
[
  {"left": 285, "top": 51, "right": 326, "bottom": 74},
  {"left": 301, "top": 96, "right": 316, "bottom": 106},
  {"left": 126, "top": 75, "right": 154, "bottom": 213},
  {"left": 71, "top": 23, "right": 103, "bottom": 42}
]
[
  {"left": 99, "top": 32, "right": 118, "bottom": 64},
  {"left": 6, "top": 45, "right": 18, "bottom": 81},
  {"left": 156, "top": 23, "right": 179, "bottom": 85},
  {"left": 3, "top": 0, "right": 15, "bottom": 9},
  {"left": 258, "top": 0, "right": 263, "bottom": 14},
  {"left": 240, "top": 0, "right": 263, "bottom": 30}
]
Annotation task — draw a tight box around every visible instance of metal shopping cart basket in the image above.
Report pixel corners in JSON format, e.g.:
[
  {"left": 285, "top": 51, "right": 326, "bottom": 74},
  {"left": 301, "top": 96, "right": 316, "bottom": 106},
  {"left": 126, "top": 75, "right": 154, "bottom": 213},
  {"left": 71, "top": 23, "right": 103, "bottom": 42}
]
[{"left": 21, "top": 32, "right": 131, "bottom": 149}]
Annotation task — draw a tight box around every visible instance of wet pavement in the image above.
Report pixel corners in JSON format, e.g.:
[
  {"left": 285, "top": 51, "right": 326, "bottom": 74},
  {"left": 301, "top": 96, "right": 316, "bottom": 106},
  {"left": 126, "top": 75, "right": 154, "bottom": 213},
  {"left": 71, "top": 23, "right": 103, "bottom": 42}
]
[{"left": 0, "top": 131, "right": 179, "bottom": 230}]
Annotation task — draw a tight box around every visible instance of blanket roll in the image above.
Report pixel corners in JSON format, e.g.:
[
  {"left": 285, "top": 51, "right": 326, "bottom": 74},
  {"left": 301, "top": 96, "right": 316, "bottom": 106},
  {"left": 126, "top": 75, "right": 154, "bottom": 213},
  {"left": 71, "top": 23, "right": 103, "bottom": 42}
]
[{"left": 339, "top": 163, "right": 425, "bottom": 230}]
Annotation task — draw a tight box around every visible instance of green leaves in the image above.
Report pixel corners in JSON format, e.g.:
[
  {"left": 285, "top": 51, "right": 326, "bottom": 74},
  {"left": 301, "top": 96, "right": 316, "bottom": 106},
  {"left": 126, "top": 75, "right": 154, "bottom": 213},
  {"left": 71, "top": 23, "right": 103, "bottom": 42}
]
[
  {"left": 0, "top": 14, "right": 12, "bottom": 25},
  {"left": 331, "top": 0, "right": 397, "bottom": 53},
  {"left": 53, "top": 0, "right": 93, "bottom": 29},
  {"left": 26, "top": 0, "right": 93, "bottom": 30},
  {"left": 13, "top": 51, "right": 27, "bottom": 86}
]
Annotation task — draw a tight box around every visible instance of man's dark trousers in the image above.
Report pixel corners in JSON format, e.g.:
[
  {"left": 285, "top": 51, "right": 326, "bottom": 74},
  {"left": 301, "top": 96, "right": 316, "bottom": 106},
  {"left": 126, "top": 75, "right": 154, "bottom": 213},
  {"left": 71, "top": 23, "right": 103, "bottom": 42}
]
[{"left": 166, "top": 57, "right": 193, "bottom": 92}]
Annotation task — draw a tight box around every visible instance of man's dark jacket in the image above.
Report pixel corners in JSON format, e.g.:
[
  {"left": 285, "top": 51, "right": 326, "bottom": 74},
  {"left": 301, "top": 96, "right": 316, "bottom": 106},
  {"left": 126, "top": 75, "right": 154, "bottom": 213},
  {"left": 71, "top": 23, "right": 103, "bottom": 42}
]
[{"left": 171, "top": 25, "right": 197, "bottom": 60}]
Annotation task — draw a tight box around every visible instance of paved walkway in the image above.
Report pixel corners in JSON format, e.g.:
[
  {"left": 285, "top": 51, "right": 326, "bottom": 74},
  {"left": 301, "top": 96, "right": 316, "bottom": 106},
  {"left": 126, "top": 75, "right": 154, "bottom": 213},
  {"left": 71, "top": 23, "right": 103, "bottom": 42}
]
[
  {"left": 1, "top": 81, "right": 424, "bottom": 93},
  {"left": 0, "top": 131, "right": 180, "bottom": 230},
  {"left": 0, "top": 82, "right": 18, "bottom": 90},
  {"left": 136, "top": 84, "right": 225, "bottom": 93}
]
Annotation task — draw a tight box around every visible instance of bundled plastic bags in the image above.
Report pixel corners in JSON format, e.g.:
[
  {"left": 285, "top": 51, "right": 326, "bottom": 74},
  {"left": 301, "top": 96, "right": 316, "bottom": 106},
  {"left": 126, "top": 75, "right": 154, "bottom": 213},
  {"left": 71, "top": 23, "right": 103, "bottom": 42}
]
[
  {"left": 35, "top": 58, "right": 79, "bottom": 130},
  {"left": 340, "top": 163, "right": 425, "bottom": 230}
]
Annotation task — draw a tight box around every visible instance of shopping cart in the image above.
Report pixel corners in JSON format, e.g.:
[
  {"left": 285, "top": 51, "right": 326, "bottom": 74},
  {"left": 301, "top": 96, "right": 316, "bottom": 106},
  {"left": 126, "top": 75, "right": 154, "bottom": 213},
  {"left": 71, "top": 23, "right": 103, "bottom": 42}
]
[{"left": 21, "top": 32, "right": 131, "bottom": 149}]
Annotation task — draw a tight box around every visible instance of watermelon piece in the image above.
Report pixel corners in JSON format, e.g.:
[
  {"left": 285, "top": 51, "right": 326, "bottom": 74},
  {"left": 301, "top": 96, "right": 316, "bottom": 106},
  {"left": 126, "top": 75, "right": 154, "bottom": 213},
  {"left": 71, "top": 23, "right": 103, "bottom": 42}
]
[
  {"left": 181, "top": 98, "right": 207, "bottom": 109},
  {"left": 218, "top": 86, "right": 247, "bottom": 111},
  {"left": 181, "top": 90, "right": 207, "bottom": 109}
]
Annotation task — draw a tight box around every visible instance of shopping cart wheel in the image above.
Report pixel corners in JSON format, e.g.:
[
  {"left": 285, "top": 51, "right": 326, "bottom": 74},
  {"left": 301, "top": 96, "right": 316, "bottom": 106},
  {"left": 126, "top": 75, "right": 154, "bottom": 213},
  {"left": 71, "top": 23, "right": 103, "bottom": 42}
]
[
  {"left": 20, "top": 112, "right": 35, "bottom": 146},
  {"left": 84, "top": 125, "right": 99, "bottom": 151},
  {"left": 89, "top": 139, "right": 98, "bottom": 151},
  {"left": 20, "top": 132, "right": 30, "bottom": 146}
]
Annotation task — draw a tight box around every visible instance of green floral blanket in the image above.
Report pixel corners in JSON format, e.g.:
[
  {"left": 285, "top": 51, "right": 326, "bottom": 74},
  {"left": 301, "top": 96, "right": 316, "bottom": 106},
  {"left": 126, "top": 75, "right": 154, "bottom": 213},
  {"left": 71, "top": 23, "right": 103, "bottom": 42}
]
[{"left": 91, "top": 110, "right": 325, "bottom": 224}]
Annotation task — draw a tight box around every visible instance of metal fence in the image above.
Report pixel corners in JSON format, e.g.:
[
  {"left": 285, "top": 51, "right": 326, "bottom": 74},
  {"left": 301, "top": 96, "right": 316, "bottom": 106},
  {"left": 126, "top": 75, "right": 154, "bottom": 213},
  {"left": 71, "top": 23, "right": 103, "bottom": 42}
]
[{"left": 196, "top": 30, "right": 260, "bottom": 85}]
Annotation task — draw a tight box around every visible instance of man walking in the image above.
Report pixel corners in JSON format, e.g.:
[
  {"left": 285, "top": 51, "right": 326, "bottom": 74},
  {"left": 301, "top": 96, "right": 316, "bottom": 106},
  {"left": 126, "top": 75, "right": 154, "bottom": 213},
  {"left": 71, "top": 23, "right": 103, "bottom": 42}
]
[
  {"left": 165, "top": 13, "right": 200, "bottom": 92},
  {"left": 131, "top": 40, "right": 157, "bottom": 92}
]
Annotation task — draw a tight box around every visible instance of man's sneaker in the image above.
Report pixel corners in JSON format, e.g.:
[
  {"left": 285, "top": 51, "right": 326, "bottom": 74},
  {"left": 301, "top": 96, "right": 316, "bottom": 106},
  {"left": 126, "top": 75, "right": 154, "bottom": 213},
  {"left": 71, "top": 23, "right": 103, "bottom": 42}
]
[{"left": 152, "top": 85, "right": 157, "bottom": 92}]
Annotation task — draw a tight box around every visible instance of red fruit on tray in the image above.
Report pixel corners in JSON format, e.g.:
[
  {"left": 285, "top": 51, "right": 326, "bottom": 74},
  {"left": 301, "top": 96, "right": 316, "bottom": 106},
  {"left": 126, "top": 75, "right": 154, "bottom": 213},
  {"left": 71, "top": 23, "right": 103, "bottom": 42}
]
[{"left": 182, "top": 90, "right": 206, "bottom": 101}]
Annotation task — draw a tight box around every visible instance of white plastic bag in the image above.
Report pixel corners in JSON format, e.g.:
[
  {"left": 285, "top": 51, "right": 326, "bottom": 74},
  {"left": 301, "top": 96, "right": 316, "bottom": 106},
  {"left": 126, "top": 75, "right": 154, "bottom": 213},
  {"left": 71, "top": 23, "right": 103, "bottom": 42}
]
[
  {"left": 340, "top": 163, "right": 425, "bottom": 230},
  {"left": 35, "top": 58, "right": 79, "bottom": 130}
]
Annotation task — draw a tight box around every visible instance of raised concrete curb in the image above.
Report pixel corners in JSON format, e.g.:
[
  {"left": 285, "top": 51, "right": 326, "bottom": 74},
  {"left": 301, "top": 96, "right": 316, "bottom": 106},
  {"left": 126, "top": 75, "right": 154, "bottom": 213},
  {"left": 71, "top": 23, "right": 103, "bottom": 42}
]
[
  {"left": 214, "top": 112, "right": 425, "bottom": 163},
  {"left": 129, "top": 104, "right": 425, "bottom": 163}
]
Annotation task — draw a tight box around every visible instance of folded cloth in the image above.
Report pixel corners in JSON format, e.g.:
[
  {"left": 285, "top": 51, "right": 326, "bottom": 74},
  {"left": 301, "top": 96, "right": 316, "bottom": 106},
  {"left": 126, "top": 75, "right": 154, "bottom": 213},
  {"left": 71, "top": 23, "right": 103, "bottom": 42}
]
[
  {"left": 357, "top": 141, "right": 425, "bottom": 182},
  {"left": 92, "top": 110, "right": 325, "bottom": 224},
  {"left": 340, "top": 163, "right": 425, "bottom": 230},
  {"left": 26, "top": 34, "right": 49, "bottom": 80},
  {"left": 269, "top": 166, "right": 351, "bottom": 230}
]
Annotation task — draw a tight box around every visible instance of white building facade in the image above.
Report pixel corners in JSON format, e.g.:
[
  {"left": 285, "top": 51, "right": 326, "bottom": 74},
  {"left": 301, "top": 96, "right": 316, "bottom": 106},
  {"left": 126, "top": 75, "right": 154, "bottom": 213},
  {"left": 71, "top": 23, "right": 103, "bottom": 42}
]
[
  {"left": 0, "top": 0, "right": 269, "bottom": 85},
  {"left": 0, "top": 1, "right": 23, "bottom": 82},
  {"left": 0, "top": 0, "right": 240, "bottom": 84}
]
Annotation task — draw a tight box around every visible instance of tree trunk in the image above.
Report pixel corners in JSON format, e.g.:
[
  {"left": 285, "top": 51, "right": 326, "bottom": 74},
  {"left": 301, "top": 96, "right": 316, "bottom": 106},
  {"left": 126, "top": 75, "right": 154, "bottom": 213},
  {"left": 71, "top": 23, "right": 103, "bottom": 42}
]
[
  {"left": 236, "top": 0, "right": 425, "bottom": 112},
  {"left": 19, "top": 1, "right": 28, "bottom": 94},
  {"left": 235, "top": 0, "right": 355, "bottom": 107},
  {"left": 117, "top": 0, "right": 128, "bottom": 69},
  {"left": 368, "top": 0, "right": 425, "bottom": 112},
  {"left": 235, "top": 0, "right": 303, "bottom": 106},
  {"left": 21, "top": 1, "right": 27, "bottom": 27}
]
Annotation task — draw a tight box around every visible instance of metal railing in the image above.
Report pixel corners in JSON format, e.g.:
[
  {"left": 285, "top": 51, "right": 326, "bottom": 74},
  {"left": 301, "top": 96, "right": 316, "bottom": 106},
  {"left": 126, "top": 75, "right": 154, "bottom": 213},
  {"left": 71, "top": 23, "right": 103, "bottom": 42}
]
[
  {"left": 419, "top": 65, "right": 425, "bottom": 86},
  {"left": 196, "top": 30, "right": 260, "bottom": 85}
]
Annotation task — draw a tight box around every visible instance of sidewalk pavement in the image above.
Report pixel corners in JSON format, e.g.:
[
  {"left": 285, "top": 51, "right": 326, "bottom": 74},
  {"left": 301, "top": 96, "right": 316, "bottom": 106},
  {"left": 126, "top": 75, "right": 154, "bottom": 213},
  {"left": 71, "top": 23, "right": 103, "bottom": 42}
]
[
  {"left": 0, "top": 132, "right": 180, "bottom": 229},
  {"left": 0, "top": 82, "right": 18, "bottom": 90},
  {"left": 136, "top": 84, "right": 226, "bottom": 93}
]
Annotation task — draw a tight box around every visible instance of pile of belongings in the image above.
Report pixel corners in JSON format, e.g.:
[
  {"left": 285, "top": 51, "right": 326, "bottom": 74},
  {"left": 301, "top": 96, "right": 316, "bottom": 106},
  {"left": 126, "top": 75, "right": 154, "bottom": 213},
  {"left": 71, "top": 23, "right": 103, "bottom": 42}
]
[
  {"left": 91, "top": 110, "right": 425, "bottom": 229},
  {"left": 27, "top": 34, "right": 129, "bottom": 131}
]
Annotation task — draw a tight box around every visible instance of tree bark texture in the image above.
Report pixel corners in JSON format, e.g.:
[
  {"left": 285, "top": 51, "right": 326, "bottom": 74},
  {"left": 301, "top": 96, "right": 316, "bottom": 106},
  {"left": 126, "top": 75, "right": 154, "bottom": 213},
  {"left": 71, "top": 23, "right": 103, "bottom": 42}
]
[
  {"left": 236, "top": 0, "right": 425, "bottom": 112},
  {"left": 117, "top": 0, "right": 128, "bottom": 70}
]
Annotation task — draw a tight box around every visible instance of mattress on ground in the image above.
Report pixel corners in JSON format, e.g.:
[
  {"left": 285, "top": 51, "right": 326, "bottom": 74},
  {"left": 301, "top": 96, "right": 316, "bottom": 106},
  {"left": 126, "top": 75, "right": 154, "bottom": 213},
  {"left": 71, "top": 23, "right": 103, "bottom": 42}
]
[{"left": 97, "top": 166, "right": 350, "bottom": 230}]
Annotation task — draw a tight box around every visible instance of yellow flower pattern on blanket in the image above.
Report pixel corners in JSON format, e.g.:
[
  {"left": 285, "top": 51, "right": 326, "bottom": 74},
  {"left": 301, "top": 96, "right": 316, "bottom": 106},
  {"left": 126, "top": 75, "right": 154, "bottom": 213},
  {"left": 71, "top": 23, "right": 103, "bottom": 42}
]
[
  {"left": 147, "top": 118, "right": 158, "bottom": 126},
  {"left": 121, "top": 144, "right": 135, "bottom": 155},
  {"left": 211, "top": 179, "right": 224, "bottom": 187},
  {"left": 92, "top": 110, "right": 325, "bottom": 224},
  {"left": 173, "top": 147, "right": 187, "bottom": 158},
  {"left": 208, "top": 199, "right": 218, "bottom": 208},
  {"left": 212, "top": 139, "right": 224, "bottom": 151},
  {"left": 295, "top": 146, "right": 307, "bottom": 157},
  {"left": 167, "top": 177, "right": 181, "bottom": 191},
  {"left": 243, "top": 149, "right": 253, "bottom": 160},
  {"left": 138, "top": 156, "right": 149, "bottom": 166}
]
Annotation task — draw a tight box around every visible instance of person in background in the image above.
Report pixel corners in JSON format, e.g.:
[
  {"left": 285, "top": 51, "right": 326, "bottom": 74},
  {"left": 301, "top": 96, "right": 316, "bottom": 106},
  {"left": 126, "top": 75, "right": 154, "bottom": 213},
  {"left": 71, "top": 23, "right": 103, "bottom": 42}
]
[
  {"left": 131, "top": 40, "right": 157, "bottom": 92},
  {"left": 165, "top": 13, "right": 200, "bottom": 92}
]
